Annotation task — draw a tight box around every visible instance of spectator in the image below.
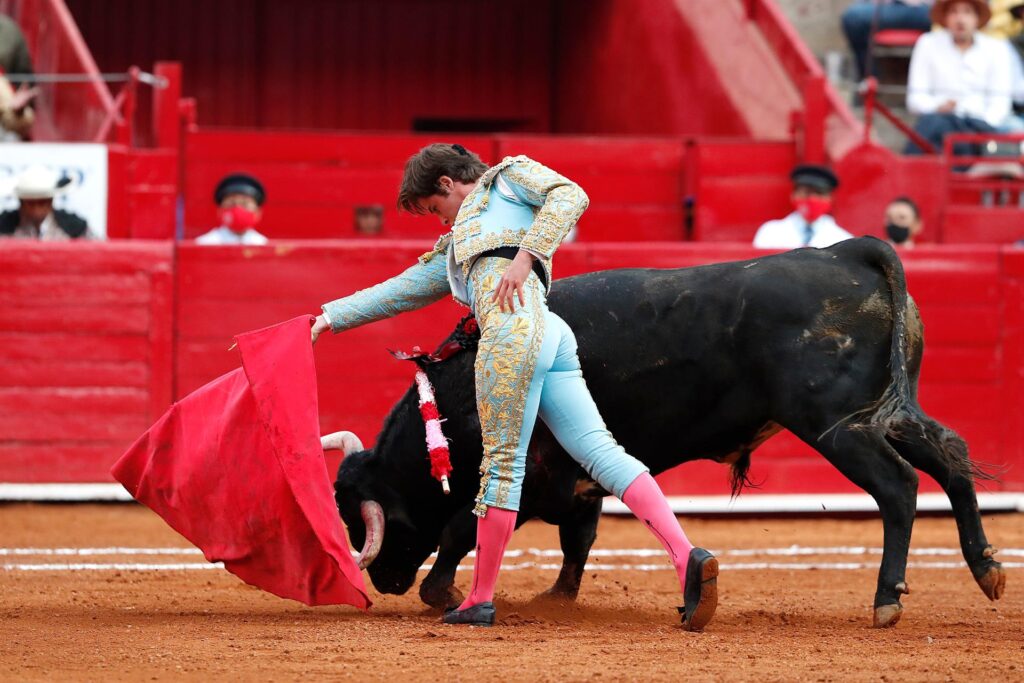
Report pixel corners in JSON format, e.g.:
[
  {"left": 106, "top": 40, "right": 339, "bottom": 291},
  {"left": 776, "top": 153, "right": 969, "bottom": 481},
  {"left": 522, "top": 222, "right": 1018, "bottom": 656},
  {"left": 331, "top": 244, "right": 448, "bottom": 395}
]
[
  {"left": 354, "top": 204, "right": 384, "bottom": 236},
  {"left": 985, "top": 0, "right": 1024, "bottom": 38},
  {"left": 0, "top": 14, "right": 32, "bottom": 75},
  {"left": 0, "top": 164, "right": 90, "bottom": 240},
  {"left": 905, "top": 0, "right": 1015, "bottom": 154},
  {"left": 842, "top": 1, "right": 934, "bottom": 81},
  {"left": 195, "top": 173, "right": 269, "bottom": 245},
  {"left": 0, "top": 13, "right": 36, "bottom": 140},
  {"left": 0, "top": 70, "right": 34, "bottom": 140},
  {"left": 884, "top": 196, "right": 925, "bottom": 247},
  {"left": 753, "top": 165, "right": 853, "bottom": 249}
]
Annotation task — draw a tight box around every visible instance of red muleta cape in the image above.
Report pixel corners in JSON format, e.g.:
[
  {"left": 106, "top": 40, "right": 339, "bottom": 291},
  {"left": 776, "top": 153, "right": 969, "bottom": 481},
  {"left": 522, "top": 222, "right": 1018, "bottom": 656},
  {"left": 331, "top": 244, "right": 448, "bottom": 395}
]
[{"left": 111, "top": 315, "right": 371, "bottom": 609}]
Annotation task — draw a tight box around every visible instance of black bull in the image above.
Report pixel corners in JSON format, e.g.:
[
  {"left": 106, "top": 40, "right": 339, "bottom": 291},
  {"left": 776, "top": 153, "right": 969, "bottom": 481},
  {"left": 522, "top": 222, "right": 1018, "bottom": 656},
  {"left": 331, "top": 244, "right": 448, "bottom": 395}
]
[{"left": 333, "top": 237, "right": 1006, "bottom": 628}]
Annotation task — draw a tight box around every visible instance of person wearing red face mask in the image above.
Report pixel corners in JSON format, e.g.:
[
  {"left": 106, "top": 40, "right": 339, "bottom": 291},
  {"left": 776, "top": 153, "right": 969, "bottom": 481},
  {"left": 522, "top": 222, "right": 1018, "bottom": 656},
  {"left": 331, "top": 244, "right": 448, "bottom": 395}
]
[
  {"left": 195, "top": 173, "right": 269, "bottom": 245},
  {"left": 753, "top": 164, "right": 853, "bottom": 249}
]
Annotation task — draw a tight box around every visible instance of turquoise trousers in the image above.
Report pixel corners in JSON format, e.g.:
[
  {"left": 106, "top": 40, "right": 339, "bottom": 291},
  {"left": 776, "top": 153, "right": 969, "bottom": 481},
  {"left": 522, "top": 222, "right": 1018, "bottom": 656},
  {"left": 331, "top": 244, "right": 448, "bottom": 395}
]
[{"left": 468, "top": 257, "right": 649, "bottom": 516}]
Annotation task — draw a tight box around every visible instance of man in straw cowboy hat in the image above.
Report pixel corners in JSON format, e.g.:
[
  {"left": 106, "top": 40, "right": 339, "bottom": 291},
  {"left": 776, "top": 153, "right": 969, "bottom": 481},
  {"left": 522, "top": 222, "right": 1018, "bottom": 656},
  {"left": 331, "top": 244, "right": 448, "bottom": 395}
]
[
  {"left": 0, "top": 164, "right": 90, "bottom": 240},
  {"left": 906, "top": 0, "right": 1017, "bottom": 153}
]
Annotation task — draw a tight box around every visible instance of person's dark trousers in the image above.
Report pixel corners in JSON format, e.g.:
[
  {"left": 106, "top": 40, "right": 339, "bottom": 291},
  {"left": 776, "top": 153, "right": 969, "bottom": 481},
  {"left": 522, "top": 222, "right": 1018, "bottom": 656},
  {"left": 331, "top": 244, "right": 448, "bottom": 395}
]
[
  {"left": 842, "top": 1, "right": 933, "bottom": 80},
  {"left": 904, "top": 113, "right": 998, "bottom": 155}
]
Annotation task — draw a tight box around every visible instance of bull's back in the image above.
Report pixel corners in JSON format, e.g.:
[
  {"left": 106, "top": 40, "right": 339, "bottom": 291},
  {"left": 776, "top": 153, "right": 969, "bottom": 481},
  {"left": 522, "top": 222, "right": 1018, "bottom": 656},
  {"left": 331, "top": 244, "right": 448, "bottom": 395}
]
[{"left": 543, "top": 239, "right": 905, "bottom": 469}]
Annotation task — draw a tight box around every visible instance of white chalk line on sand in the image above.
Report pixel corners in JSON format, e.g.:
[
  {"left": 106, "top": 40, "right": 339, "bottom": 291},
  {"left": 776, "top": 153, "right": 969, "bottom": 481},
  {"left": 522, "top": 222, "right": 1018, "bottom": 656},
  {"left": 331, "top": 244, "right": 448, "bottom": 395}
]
[
  {"left": 3, "top": 545, "right": 1022, "bottom": 558},
  {"left": 2, "top": 545, "right": 1022, "bottom": 573},
  {"left": 4, "top": 560, "right": 1023, "bottom": 572}
]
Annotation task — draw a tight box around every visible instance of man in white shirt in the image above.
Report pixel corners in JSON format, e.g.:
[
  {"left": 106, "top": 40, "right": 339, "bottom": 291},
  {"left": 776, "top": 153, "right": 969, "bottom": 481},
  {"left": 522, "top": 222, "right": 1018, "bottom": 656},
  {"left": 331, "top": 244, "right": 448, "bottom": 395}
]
[
  {"left": 753, "top": 165, "right": 854, "bottom": 249},
  {"left": 905, "top": 0, "right": 1015, "bottom": 153},
  {"left": 195, "top": 173, "right": 269, "bottom": 245}
]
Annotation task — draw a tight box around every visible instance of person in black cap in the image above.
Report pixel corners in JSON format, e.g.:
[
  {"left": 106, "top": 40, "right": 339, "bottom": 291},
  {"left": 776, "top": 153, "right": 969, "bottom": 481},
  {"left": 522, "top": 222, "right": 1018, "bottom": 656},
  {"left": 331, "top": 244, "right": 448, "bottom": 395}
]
[
  {"left": 195, "top": 173, "right": 268, "bottom": 245},
  {"left": 753, "top": 164, "right": 853, "bottom": 249}
]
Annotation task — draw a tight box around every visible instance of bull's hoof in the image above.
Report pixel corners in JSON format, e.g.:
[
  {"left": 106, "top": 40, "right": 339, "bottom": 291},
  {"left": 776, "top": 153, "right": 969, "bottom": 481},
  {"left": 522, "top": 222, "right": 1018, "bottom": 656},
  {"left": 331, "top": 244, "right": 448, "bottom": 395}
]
[
  {"left": 872, "top": 603, "right": 903, "bottom": 628},
  {"left": 420, "top": 584, "right": 464, "bottom": 610},
  {"left": 531, "top": 587, "right": 578, "bottom": 604},
  {"left": 975, "top": 564, "right": 1006, "bottom": 601}
]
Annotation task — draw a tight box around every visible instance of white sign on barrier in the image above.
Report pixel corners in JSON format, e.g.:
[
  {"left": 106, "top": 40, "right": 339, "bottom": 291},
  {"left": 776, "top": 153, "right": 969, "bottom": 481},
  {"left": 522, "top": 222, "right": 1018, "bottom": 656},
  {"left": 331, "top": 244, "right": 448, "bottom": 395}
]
[{"left": 0, "top": 142, "right": 108, "bottom": 239}]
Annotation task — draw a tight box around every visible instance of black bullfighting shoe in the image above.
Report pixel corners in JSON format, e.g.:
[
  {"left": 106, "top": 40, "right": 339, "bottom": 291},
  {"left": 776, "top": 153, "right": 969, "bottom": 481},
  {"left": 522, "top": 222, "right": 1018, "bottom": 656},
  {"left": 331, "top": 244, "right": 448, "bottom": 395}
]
[
  {"left": 442, "top": 602, "right": 496, "bottom": 627},
  {"left": 678, "top": 547, "right": 719, "bottom": 632}
]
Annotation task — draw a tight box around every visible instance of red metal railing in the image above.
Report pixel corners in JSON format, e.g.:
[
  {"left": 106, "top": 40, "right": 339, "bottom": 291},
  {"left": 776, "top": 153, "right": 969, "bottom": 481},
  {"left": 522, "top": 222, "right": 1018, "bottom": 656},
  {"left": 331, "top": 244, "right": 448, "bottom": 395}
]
[
  {"left": 860, "top": 77, "right": 937, "bottom": 154},
  {"left": 742, "top": 0, "right": 863, "bottom": 162},
  {"left": 0, "top": 0, "right": 116, "bottom": 141},
  {"left": 943, "top": 132, "right": 1024, "bottom": 208}
]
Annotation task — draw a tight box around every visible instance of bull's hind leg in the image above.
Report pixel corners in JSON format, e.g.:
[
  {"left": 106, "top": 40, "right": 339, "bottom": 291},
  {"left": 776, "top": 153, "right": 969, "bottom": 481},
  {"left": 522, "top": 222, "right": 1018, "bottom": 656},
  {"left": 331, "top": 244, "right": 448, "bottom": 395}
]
[
  {"left": 887, "top": 418, "right": 1006, "bottom": 602},
  {"left": 537, "top": 496, "right": 602, "bottom": 601},
  {"left": 798, "top": 425, "right": 919, "bottom": 627}
]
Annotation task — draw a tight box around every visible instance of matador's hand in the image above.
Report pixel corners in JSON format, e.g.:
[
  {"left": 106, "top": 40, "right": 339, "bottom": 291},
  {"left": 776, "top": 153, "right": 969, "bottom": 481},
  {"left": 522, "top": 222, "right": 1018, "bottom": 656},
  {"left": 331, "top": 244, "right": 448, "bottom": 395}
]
[
  {"left": 311, "top": 314, "right": 331, "bottom": 344},
  {"left": 492, "top": 250, "right": 535, "bottom": 313}
]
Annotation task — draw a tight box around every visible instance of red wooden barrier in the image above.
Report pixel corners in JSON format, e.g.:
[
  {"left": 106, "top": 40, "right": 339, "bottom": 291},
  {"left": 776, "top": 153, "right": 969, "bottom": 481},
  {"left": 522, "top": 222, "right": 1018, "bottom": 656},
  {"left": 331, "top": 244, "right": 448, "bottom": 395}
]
[
  {"left": 182, "top": 131, "right": 499, "bottom": 241},
  {"left": 0, "top": 242, "right": 173, "bottom": 481},
  {"left": 1, "top": 241, "right": 1021, "bottom": 497}
]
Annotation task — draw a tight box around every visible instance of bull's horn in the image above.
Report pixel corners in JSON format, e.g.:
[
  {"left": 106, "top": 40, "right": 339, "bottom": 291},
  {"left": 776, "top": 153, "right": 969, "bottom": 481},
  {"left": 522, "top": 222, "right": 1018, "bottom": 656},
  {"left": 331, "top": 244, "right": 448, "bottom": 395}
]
[
  {"left": 355, "top": 500, "right": 384, "bottom": 569},
  {"left": 320, "top": 430, "right": 365, "bottom": 455}
]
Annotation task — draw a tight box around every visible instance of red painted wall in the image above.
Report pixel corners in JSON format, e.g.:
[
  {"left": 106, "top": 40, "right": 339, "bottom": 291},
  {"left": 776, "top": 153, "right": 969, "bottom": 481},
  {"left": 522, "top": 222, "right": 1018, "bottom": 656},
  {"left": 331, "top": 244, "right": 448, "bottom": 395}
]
[
  {"left": 65, "top": 0, "right": 796, "bottom": 140},
  {"left": 551, "top": 0, "right": 750, "bottom": 137},
  {"left": 66, "top": 0, "right": 555, "bottom": 135},
  {"left": 1, "top": 242, "right": 1022, "bottom": 497},
  {"left": 181, "top": 129, "right": 694, "bottom": 241},
  {"left": 0, "top": 242, "right": 174, "bottom": 482}
]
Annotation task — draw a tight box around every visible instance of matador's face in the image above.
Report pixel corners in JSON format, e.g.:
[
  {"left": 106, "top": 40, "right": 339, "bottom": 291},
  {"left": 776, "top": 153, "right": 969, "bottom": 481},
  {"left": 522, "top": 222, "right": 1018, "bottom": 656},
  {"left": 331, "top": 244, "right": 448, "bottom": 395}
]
[{"left": 417, "top": 176, "right": 477, "bottom": 228}]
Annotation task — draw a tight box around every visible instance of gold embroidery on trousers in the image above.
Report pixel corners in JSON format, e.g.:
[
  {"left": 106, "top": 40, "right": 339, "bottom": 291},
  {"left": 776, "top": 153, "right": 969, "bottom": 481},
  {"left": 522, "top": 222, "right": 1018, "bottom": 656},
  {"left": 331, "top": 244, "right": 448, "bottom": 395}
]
[{"left": 471, "top": 257, "right": 547, "bottom": 516}]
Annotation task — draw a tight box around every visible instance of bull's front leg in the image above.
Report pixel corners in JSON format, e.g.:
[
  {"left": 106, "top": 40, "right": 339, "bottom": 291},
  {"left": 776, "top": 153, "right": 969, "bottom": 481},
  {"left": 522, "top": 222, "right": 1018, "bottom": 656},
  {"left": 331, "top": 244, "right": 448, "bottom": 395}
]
[
  {"left": 419, "top": 503, "right": 477, "bottom": 610},
  {"left": 538, "top": 496, "right": 602, "bottom": 601}
]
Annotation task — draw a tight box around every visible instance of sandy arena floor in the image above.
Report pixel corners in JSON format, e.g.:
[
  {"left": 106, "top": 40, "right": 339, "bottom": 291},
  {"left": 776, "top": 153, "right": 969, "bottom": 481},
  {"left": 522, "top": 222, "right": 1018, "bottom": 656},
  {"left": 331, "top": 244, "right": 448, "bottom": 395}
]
[{"left": 0, "top": 504, "right": 1020, "bottom": 682}]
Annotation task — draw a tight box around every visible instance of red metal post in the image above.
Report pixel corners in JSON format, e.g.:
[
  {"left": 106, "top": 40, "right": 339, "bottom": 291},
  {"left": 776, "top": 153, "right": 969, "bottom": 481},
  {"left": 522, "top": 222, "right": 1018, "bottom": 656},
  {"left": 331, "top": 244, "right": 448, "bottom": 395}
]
[
  {"left": 179, "top": 97, "right": 198, "bottom": 131},
  {"left": 115, "top": 68, "right": 139, "bottom": 147},
  {"left": 153, "top": 61, "right": 183, "bottom": 150},
  {"left": 862, "top": 77, "right": 876, "bottom": 145},
  {"left": 801, "top": 75, "right": 827, "bottom": 164}
]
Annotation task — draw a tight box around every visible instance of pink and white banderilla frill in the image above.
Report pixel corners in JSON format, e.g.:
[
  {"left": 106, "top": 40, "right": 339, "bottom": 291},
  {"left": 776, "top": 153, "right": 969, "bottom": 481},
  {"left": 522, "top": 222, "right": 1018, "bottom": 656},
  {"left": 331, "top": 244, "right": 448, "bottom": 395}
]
[{"left": 415, "top": 369, "right": 453, "bottom": 493}]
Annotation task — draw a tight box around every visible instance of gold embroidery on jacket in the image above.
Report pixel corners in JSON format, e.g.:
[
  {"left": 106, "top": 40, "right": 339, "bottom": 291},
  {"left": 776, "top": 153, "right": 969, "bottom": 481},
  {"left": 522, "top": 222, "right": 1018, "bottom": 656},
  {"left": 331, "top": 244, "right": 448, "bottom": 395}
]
[
  {"left": 450, "top": 155, "right": 587, "bottom": 284},
  {"left": 418, "top": 231, "right": 453, "bottom": 264}
]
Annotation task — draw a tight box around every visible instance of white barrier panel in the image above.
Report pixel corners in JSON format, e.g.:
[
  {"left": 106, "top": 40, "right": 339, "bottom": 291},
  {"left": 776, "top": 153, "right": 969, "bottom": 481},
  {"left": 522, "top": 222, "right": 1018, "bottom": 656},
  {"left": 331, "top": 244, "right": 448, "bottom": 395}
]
[
  {"left": 0, "top": 143, "right": 109, "bottom": 238},
  {"left": 1, "top": 484, "right": 1022, "bottom": 513}
]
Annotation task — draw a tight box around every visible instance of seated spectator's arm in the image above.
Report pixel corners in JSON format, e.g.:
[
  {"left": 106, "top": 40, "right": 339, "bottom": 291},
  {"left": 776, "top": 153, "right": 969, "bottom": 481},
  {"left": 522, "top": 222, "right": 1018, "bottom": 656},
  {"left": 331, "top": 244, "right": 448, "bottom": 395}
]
[{"left": 907, "top": 36, "right": 943, "bottom": 115}]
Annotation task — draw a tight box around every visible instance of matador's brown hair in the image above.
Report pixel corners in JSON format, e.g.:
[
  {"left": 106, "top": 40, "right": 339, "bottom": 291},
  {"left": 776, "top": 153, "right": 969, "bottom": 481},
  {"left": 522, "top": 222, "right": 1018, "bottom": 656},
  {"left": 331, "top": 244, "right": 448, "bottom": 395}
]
[{"left": 397, "top": 143, "right": 488, "bottom": 214}]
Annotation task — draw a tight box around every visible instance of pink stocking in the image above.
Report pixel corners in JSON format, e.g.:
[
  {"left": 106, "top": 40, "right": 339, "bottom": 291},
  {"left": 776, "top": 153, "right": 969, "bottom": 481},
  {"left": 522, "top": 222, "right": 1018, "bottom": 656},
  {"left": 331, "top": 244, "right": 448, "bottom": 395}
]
[
  {"left": 458, "top": 506, "right": 517, "bottom": 610},
  {"left": 621, "top": 472, "right": 694, "bottom": 594}
]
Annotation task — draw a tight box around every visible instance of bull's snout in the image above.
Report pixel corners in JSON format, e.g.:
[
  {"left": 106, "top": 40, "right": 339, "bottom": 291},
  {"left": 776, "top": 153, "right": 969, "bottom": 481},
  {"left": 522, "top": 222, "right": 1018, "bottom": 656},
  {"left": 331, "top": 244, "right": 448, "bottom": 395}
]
[{"left": 368, "top": 564, "right": 418, "bottom": 595}]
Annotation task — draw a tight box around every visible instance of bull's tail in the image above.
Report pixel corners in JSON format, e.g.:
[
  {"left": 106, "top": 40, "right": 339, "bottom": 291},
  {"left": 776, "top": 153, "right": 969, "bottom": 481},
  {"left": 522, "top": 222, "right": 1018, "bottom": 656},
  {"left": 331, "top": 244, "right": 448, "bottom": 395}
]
[{"left": 842, "top": 238, "right": 985, "bottom": 483}]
